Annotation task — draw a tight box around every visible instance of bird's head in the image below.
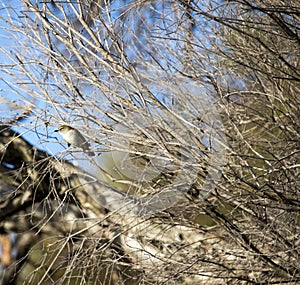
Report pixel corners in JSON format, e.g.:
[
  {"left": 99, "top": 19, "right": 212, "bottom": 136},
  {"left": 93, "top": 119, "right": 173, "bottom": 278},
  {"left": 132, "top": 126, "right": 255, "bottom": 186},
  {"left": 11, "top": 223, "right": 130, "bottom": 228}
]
[{"left": 55, "top": 125, "right": 73, "bottom": 134}]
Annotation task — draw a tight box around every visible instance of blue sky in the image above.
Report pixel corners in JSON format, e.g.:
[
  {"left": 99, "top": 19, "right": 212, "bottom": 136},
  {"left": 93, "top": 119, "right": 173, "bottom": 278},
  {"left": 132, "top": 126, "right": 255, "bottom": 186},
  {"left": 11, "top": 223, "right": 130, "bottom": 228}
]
[
  {"left": 0, "top": 1, "right": 226, "bottom": 175},
  {"left": 0, "top": 1, "right": 74, "bottom": 157}
]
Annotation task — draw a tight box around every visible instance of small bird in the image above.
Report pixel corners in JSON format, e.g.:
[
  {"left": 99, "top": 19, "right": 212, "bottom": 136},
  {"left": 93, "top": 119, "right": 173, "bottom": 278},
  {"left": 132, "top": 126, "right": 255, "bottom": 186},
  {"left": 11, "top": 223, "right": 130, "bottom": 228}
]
[{"left": 55, "top": 125, "right": 95, "bottom": 156}]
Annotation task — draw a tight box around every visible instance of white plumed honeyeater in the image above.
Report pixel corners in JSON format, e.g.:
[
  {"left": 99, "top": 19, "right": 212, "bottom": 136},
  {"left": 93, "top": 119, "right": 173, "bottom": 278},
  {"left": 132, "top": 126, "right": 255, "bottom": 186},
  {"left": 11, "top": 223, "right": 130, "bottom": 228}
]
[{"left": 55, "top": 125, "right": 95, "bottom": 156}]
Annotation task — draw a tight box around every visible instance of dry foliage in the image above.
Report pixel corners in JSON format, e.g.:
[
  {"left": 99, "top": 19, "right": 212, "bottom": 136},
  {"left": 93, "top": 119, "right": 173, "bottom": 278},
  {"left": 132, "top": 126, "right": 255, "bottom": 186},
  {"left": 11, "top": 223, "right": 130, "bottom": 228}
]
[{"left": 0, "top": 1, "right": 299, "bottom": 284}]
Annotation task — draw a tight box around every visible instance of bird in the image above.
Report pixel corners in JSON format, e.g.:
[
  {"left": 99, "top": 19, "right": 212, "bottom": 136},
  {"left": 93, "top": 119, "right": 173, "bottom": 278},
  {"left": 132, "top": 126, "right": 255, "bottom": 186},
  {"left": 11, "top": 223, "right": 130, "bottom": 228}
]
[{"left": 55, "top": 125, "right": 95, "bottom": 156}]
